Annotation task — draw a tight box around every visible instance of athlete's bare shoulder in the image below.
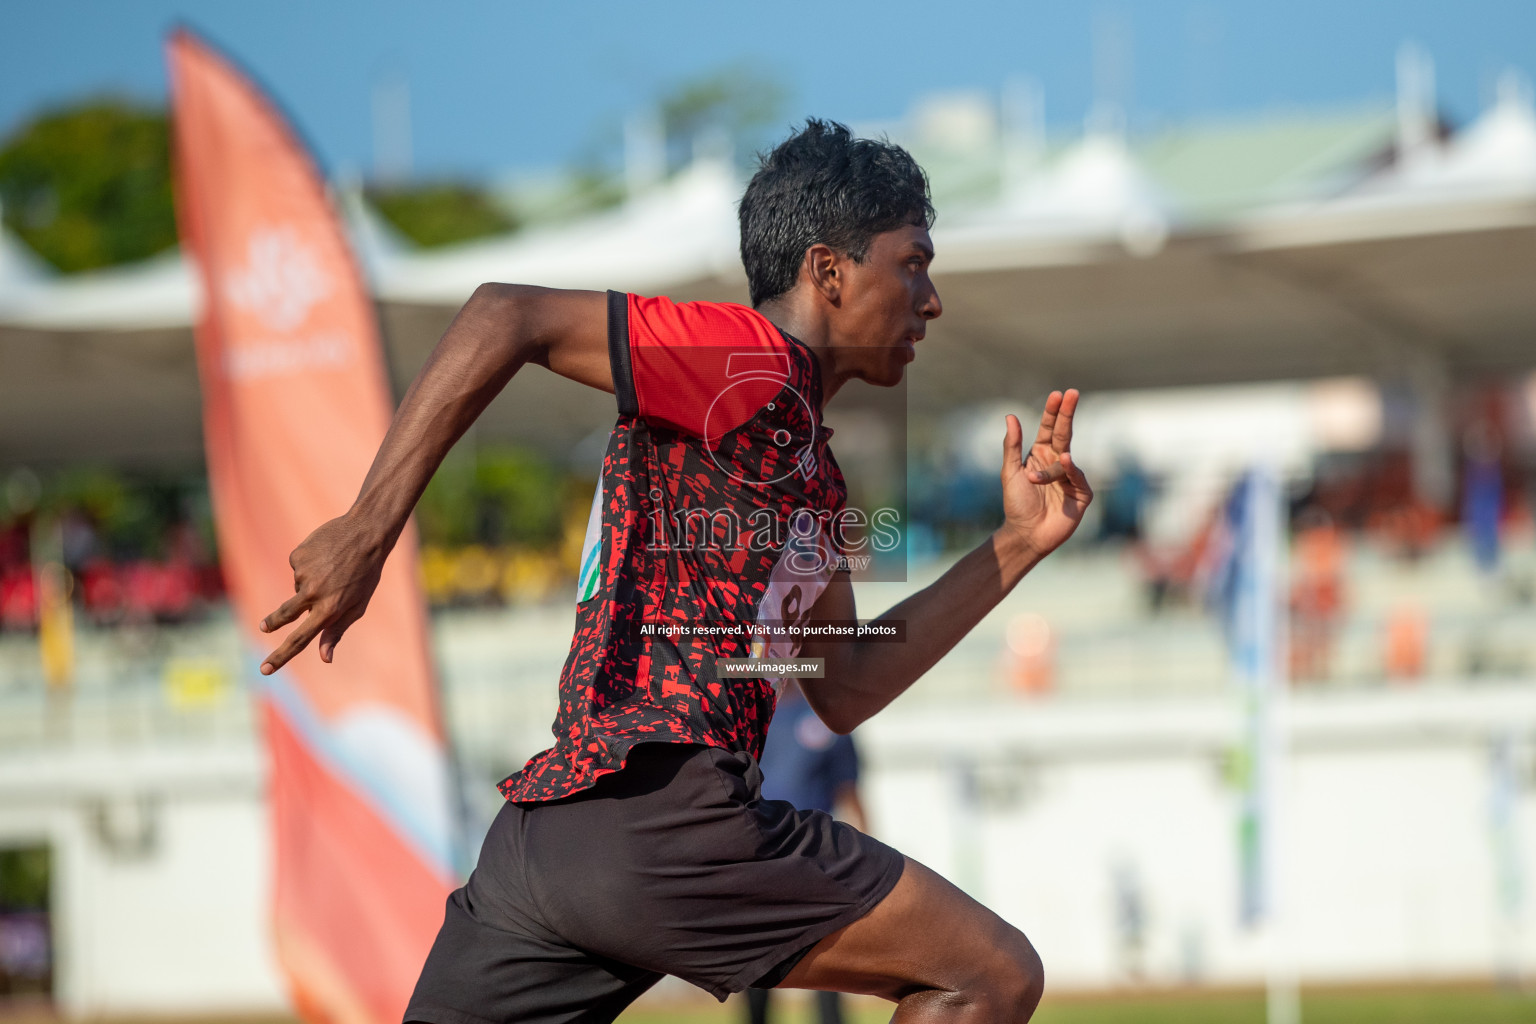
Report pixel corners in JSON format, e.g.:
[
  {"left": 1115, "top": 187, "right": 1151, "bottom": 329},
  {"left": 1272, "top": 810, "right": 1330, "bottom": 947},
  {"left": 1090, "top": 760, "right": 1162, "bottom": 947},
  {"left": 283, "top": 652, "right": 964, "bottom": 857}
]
[{"left": 467, "top": 283, "right": 612, "bottom": 394}]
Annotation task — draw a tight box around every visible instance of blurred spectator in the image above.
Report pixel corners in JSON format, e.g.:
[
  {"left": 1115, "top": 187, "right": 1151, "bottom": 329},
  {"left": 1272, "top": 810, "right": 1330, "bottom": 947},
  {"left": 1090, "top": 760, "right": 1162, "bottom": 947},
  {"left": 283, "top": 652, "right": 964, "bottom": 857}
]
[
  {"left": 0, "top": 470, "right": 221, "bottom": 632},
  {"left": 745, "top": 683, "right": 867, "bottom": 1024},
  {"left": 909, "top": 457, "right": 1002, "bottom": 553},
  {"left": 1112, "top": 860, "right": 1148, "bottom": 982},
  {"left": 1371, "top": 499, "right": 1441, "bottom": 561},
  {"left": 0, "top": 565, "right": 37, "bottom": 631},
  {"left": 0, "top": 520, "right": 29, "bottom": 571},
  {"left": 1005, "top": 612, "right": 1055, "bottom": 695},
  {"left": 1140, "top": 504, "right": 1223, "bottom": 613},
  {"left": 1384, "top": 602, "right": 1428, "bottom": 681},
  {"left": 1355, "top": 450, "right": 1441, "bottom": 561},
  {"left": 1290, "top": 506, "right": 1345, "bottom": 682},
  {"left": 1460, "top": 419, "right": 1503, "bottom": 577},
  {"left": 0, "top": 514, "right": 37, "bottom": 630},
  {"left": 1096, "top": 451, "right": 1150, "bottom": 543},
  {"left": 0, "top": 912, "right": 50, "bottom": 997},
  {"left": 59, "top": 509, "right": 98, "bottom": 567},
  {"left": 73, "top": 519, "right": 215, "bottom": 627}
]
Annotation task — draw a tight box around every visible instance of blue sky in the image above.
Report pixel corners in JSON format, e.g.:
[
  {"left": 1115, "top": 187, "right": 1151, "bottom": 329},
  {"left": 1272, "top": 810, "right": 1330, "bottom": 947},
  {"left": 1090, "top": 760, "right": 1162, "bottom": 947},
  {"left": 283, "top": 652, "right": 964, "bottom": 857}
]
[{"left": 5, "top": 1, "right": 1534, "bottom": 179}]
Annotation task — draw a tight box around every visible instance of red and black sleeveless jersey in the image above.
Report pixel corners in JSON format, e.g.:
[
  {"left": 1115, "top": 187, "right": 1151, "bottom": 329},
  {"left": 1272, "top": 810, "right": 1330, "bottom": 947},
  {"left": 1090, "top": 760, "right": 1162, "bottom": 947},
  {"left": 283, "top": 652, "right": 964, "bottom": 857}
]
[{"left": 499, "top": 292, "right": 848, "bottom": 804}]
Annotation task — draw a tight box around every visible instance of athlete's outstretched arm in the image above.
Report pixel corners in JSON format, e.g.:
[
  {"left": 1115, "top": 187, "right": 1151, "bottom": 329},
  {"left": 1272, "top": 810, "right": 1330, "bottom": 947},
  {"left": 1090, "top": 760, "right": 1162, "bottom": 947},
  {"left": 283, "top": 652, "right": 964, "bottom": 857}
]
[
  {"left": 797, "top": 389, "right": 1092, "bottom": 734},
  {"left": 257, "top": 285, "right": 609, "bottom": 674}
]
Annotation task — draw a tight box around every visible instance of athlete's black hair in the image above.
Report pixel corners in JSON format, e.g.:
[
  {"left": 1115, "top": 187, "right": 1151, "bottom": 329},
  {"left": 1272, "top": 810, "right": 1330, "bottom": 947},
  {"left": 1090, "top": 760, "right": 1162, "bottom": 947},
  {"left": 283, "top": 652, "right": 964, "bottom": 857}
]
[{"left": 738, "top": 119, "right": 934, "bottom": 308}]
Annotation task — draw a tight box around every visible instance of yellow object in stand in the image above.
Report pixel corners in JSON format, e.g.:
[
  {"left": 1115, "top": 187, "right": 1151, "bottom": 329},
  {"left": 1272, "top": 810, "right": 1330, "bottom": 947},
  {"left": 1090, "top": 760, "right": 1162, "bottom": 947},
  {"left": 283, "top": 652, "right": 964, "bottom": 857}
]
[
  {"left": 164, "top": 659, "right": 231, "bottom": 709},
  {"left": 38, "top": 562, "right": 75, "bottom": 690}
]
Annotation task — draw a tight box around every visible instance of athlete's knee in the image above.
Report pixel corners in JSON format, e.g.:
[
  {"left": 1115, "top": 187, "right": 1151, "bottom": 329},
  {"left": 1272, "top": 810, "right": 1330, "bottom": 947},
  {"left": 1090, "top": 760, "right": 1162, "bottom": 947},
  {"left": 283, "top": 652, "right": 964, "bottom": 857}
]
[
  {"left": 1010, "top": 937, "right": 1046, "bottom": 1018},
  {"left": 977, "top": 928, "right": 1044, "bottom": 1021},
  {"left": 893, "top": 932, "right": 1042, "bottom": 1022}
]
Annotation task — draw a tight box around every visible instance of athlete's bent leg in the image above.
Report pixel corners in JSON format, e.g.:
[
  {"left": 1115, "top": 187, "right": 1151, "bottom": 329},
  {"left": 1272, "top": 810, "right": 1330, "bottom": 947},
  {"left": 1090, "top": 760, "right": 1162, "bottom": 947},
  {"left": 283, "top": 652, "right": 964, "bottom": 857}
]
[{"left": 779, "top": 857, "right": 1044, "bottom": 1023}]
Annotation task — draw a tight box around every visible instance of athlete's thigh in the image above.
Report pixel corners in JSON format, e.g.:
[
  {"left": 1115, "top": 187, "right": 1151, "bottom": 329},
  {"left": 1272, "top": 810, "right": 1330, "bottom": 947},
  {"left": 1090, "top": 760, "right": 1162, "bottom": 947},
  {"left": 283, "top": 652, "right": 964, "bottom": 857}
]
[{"left": 779, "top": 856, "right": 1039, "bottom": 1001}]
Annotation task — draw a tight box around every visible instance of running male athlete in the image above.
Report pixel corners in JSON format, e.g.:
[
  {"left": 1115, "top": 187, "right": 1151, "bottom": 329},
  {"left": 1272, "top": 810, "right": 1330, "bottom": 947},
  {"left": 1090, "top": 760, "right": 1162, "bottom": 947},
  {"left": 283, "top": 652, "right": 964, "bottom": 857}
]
[{"left": 258, "top": 120, "right": 1091, "bottom": 1023}]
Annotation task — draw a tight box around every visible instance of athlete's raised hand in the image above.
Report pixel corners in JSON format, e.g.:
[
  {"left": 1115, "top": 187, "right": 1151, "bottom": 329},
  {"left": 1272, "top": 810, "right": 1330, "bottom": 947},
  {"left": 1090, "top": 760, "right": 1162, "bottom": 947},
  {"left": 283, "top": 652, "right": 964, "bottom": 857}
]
[
  {"left": 1001, "top": 389, "right": 1093, "bottom": 558},
  {"left": 258, "top": 512, "right": 388, "bottom": 675}
]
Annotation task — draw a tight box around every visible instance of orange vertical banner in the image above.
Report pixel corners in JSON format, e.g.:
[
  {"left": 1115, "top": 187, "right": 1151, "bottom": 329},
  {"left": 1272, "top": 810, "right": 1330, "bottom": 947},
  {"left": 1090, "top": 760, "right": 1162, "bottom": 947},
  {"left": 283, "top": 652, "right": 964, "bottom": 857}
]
[{"left": 167, "top": 29, "right": 454, "bottom": 1024}]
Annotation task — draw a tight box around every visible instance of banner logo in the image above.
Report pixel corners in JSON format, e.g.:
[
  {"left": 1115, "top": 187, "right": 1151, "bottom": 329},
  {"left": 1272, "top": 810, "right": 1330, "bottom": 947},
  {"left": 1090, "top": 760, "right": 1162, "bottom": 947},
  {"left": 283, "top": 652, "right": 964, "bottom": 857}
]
[{"left": 223, "top": 225, "right": 333, "bottom": 332}]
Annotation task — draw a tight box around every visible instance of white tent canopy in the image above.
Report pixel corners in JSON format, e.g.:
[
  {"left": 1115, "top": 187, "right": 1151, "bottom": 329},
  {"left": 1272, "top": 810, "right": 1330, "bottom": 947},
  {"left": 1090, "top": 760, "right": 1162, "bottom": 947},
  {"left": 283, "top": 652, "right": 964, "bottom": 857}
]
[
  {"left": 940, "top": 129, "right": 1174, "bottom": 267},
  {"left": 1234, "top": 73, "right": 1536, "bottom": 251},
  {"left": 0, "top": 249, "right": 197, "bottom": 332},
  {"left": 369, "top": 157, "right": 743, "bottom": 304},
  {"left": 1373, "top": 71, "right": 1536, "bottom": 202},
  {"left": 6, "top": 86, "right": 1536, "bottom": 465},
  {"left": 0, "top": 157, "right": 746, "bottom": 333}
]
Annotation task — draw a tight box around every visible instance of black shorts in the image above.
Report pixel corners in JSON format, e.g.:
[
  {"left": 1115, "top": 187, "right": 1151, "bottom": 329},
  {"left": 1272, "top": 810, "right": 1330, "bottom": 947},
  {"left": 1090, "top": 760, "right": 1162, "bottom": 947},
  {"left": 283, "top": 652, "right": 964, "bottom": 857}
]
[{"left": 405, "top": 742, "right": 906, "bottom": 1024}]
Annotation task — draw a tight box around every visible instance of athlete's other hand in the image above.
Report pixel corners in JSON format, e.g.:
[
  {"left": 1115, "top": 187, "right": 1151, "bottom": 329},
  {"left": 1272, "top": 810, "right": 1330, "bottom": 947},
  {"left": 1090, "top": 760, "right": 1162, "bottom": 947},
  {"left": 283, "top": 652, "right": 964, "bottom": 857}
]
[
  {"left": 257, "top": 512, "right": 387, "bottom": 675},
  {"left": 1001, "top": 389, "right": 1093, "bottom": 559}
]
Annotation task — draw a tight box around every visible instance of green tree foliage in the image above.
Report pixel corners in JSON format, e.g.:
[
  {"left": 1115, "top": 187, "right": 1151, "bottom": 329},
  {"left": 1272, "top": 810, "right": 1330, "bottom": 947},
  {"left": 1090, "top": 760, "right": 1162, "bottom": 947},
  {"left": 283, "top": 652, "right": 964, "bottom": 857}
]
[
  {"left": 417, "top": 446, "right": 567, "bottom": 548},
  {"left": 366, "top": 182, "right": 516, "bottom": 248},
  {"left": 565, "top": 65, "right": 789, "bottom": 195},
  {"left": 46, "top": 468, "right": 205, "bottom": 559},
  {"left": 2, "top": 466, "right": 213, "bottom": 562},
  {"left": 0, "top": 847, "right": 49, "bottom": 911},
  {"left": 0, "top": 100, "right": 176, "bottom": 273},
  {"left": 659, "top": 66, "right": 787, "bottom": 164}
]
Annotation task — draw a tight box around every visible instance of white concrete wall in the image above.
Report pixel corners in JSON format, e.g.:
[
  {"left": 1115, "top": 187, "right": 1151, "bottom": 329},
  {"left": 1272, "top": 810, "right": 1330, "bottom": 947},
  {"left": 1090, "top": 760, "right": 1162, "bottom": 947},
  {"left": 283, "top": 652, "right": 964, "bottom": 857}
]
[
  {"left": 0, "top": 745, "right": 287, "bottom": 1018},
  {"left": 862, "top": 685, "right": 1536, "bottom": 990},
  {"left": 1, "top": 685, "right": 1533, "bottom": 1016}
]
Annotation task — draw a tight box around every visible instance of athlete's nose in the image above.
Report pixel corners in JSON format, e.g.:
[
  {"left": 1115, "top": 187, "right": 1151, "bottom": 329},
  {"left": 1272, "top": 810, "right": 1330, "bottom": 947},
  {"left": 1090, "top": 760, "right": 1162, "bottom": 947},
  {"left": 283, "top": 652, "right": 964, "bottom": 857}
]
[{"left": 920, "top": 279, "right": 942, "bottom": 320}]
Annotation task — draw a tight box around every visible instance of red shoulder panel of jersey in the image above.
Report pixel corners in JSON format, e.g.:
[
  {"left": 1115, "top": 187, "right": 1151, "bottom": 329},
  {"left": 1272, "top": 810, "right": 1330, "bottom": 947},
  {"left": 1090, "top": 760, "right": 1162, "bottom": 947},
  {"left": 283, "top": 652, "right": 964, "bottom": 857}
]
[{"left": 613, "top": 292, "right": 793, "bottom": 438}]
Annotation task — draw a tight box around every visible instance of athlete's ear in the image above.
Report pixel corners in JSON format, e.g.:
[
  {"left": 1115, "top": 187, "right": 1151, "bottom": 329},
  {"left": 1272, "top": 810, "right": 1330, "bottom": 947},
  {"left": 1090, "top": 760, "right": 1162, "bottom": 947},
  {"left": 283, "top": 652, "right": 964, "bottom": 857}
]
[{"left": 804, "top": 243, "right": 841, "bottom": 305}]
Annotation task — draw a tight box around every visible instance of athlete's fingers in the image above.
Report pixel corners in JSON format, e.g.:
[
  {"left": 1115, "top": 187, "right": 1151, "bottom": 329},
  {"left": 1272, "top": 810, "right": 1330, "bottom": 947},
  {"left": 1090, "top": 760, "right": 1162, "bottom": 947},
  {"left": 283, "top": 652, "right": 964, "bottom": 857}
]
[
  {"left": 1029, "top": 449, "right": 1091, "bottom": 486},
  {"left": 1003, "top": 414, "right": 1024, "bottom": 470},
  {"left": 1032, "top": 391, "right": 1064, "bottom": 448},
  {"left": 260, "top": 615, "right": 326, "bottom": 675},
  {"left": 1051, "top": 389, "right": 1080, "bottom": 453},
  {"left": 318, "top": 608, "right": 363, "bottom": 664},
  {"left": 1026, "top": 459, "right": 1070, "bottom": 485},
  {"left": 1060, "top": 451, "right": 1091, "bottom": 494},
  {"left": 260, "top": 591, "right": 309, "bottom": 634}
]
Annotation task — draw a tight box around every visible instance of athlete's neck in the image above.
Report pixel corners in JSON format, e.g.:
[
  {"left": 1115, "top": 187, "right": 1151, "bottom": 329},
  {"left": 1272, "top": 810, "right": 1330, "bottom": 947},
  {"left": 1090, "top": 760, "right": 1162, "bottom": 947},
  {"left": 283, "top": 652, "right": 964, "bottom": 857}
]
[{"left": 754, "top": 297, "right": 847, "bottom": 408}]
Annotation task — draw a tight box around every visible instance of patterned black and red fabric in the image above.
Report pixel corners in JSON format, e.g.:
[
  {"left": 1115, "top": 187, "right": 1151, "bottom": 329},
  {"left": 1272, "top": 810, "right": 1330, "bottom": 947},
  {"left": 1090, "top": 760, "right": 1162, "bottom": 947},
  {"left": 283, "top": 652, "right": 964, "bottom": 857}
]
[{"left": 499, "top": 292, "right": 848, "bottom": 804}]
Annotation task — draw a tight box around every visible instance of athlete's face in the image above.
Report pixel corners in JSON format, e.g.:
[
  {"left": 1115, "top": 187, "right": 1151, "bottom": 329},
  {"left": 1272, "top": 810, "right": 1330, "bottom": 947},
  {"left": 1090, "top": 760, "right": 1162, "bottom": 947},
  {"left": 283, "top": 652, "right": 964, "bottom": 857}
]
[{"left": 832, "top": 223, "right": 942, "bottom": 387}]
